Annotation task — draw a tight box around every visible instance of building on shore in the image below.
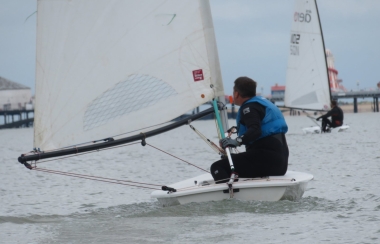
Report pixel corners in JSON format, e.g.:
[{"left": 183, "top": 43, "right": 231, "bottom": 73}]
[
  {"left": 0, "top": 76, "right": 33, "bottom": 111},
  {"left": 270, "top": 84, "right": 285, "bottom": 101}
]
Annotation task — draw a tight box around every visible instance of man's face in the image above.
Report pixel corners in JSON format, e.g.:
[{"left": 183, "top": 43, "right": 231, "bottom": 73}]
[
  {"left": 233, "top": 89, "right": 238, "bottom": 105},
  {"left": 233, "top": 88, "right": 244, "bottom": 106}
]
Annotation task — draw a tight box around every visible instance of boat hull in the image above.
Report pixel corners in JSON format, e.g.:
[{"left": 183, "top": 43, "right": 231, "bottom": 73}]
[
  {"left": 151, "top": 171, "right": 313, "bottom": 206},
  {"left": 302, "top": 125, "right": 350, "bottom": 134}
]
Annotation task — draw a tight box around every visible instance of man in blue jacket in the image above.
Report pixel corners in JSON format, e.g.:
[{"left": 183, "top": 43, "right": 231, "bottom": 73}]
[{"left": 210, "top": 76, "right": 289, "bottom": 183}]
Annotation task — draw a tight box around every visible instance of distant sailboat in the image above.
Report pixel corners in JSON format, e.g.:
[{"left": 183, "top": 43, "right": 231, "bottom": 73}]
[
  {"left": 18, "top": 0, "right": 313, "bottom": 206},
  {"left": 284, "top": 0, "right": 349, "bottom": 134}
]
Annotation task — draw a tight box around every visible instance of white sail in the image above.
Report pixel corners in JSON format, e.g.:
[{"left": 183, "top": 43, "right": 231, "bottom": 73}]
[
  {"left": 284, "top": 0, "right": 331, "bottom": 111},
  {"left": 34, "top": 0, "right": 224, "bottom": 150}
]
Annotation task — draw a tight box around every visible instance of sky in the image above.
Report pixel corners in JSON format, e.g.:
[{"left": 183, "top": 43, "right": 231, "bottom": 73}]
[{"left": 0, "top": 0, "right": 379, "bottom": 96}]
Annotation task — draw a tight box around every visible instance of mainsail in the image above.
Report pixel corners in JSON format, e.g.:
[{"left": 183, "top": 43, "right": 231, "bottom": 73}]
[
  {"left": 34, "top": 0, "right": 224, "bottom": 151},
  {"left": 284, "top": 0, "right": 331, "bottom": 111}
]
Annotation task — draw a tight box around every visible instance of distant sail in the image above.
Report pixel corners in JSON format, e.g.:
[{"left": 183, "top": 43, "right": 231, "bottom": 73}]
[
  {"left": 35, "top": 0, "right": 224, "bottom": 150},
  {"left": 284, "top": 0, "right": 331, "bottom": 111}
]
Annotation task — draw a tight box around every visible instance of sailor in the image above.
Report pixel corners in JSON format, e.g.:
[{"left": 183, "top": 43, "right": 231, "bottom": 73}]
[
  {"left": 210, "top": 76, "right": 289, "bottom": 183},
  {"left": 316, "top": 100, "right": 344, "bottom": 132}
]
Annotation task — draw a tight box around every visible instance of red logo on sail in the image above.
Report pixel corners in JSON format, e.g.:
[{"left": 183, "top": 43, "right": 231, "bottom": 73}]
[{"left": 192, "top": 69, "right": 204, "bottom": 82}]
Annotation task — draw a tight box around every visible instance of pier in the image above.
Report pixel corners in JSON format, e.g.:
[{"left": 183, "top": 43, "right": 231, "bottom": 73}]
[
  {"left": 332, "top": 91, "right": 380, "bottom": 113},
  {"left": 271, "top": 90, "right": 380, "bottom": 113},
  {"left": 0, "top": 109, "right": 34, "bottom": 129}
]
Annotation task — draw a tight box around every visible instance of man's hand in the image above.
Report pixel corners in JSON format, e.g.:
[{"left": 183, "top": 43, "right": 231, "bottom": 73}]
[
  {"left": 316, "top": 117, "right": 321, "bottom": 121},
  {"left": 219, "top": 137, "right": 240, "bottom": 149},
  {"left": 227, "top": 126, "right": 237, "bottom": 134}
]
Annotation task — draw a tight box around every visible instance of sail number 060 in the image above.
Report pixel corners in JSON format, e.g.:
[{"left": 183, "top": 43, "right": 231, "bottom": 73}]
[{"left": 294, "top": 11, "right": 312, "bottom": 23}]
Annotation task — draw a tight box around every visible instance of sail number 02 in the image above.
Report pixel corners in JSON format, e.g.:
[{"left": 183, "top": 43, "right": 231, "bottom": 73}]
[{"left": 290, "top": 34, "right": 300, "bottom": 56}]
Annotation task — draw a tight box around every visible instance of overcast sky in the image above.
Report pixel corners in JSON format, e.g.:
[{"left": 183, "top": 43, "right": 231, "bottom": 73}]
[{"left": 0, "top": 0, "right": 379, "bottom": 96}]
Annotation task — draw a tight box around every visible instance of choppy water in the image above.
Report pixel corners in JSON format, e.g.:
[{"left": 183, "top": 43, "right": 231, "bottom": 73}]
[{"left": 1, "top": 113, "right": 380, "bottom": 243}]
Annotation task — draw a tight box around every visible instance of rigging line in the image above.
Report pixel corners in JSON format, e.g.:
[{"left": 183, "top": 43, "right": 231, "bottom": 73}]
[
  {"left": 33, "top": 168, "right": 160, "bottom": 190},
  {"left": 214, "top": 117, "right": 222, "bottom": 140},
  {"left": 34, "top": 167, "right": 163, "bottom": 187},
  {"left": 24, "top": 11, "right": 36, "bottom": 23},
  {"left": 30, "top": 142, "right": 141, "bottom": 164},
  {"left": 306, "top": 115, "right": 321, "bottom": 127},
  {"left": 188, "top": 124, "right": 225, "bottom": 155},
  {"left": 146, "top": 143, "right": 209, "bottom": 173},
  {"left": 303, "top": 110, "right": 321, "bottom": 128}
]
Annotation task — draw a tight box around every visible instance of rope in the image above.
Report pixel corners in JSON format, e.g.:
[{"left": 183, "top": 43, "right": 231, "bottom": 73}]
[
  {"left": 24, "top": 136, "right": 211, "bottom": 190},
  {"left": 32, "top": 167, "right": 161, "bottom": 190},
  {"left": 189, "top": 124, "right": 225, "bottom": 156},
  {"left": 146, "top": 143, "right": 209, "bottom": 173}
]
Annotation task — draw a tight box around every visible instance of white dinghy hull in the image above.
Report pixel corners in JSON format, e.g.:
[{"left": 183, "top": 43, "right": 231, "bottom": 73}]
[
  {"left": 302, "top": 125, "right": 350, "bottom": 134},
  {"left": 151, "top": 171, "right": 313, "bottom": 206}
]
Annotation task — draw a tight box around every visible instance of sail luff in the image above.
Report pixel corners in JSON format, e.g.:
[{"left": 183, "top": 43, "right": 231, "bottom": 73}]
[
  {"left": 199, "top": 0, "right": 224, "bottom": 98},
  {"left": 314, "top": 0, "right": 332, "bottom": 104}
]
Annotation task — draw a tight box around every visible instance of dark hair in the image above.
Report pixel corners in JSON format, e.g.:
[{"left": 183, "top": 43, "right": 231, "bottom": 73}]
[
  {"left": 331, "top": 100, "right": 337, "bottom": 106},
  {"left": 233, "top": 76, "right": 256, "bottom": 98}
]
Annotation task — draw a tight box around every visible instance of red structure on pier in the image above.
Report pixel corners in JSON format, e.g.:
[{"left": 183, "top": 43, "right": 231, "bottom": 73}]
[
  {"left": 270, "top": 49, "right": 347, "bottom": 96},
  {"left": 326, "top": 49, "right": 347, "bottom": 92}
]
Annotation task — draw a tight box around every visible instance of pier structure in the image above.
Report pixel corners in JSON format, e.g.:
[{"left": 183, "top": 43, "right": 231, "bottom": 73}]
[
  {"left": 270, "top": 90, "right": 380, "bottom": 113},
  {"left": 0, "top": 109, "right": 34, "bottom": 129},
  {"left": 0, "top": 76, "right": 34, "bottom": 128},
  {"left": 333, "top": 91, "right": 380, "bottom": 113}
]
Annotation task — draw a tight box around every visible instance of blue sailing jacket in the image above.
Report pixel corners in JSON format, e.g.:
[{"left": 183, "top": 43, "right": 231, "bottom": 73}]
[{"left": 236, "top": 96, "right": 288, "bottom": 142}]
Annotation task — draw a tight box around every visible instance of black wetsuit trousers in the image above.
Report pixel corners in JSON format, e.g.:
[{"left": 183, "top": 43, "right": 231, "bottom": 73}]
[
  {"left": 321, "top": 118, "right": 339, "bottom": 131},
  {"left": 210, "top": 134, "right": 289, "bottom": 183}
]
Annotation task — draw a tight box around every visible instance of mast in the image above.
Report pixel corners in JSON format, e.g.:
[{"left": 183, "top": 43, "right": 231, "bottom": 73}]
[
  {"left": 217, "top": 95, "right": 229, "bottom": 133},
  {"left": 212, "top": 97, "right": 236, "bottom": 197},
  {"left": 315, "top": 0, "right": 332, "bottom": 103}
]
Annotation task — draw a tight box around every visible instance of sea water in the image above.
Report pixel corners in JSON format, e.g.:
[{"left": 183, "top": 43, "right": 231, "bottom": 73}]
[{"left": 1, "top": 112, "right": 379, "bottom": 243}]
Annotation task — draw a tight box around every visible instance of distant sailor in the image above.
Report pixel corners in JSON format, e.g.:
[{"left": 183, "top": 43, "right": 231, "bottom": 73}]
[
  {"left": 210, "top": 76, "right": 289, "bottom": 183},
  {"left": 316, "top": 100, "right": 344, "bottom": 132}
]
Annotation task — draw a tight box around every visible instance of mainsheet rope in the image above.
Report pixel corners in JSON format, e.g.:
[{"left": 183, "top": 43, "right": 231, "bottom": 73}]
[
  {"left": 32, "top": 167, "right": 161, "bottom": 190},
  {"left": 27, "top": 139, "right": 210, "bottom": 190}
]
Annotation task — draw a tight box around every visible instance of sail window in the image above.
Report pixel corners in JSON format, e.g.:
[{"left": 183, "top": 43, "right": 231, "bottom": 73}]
[{"left": 83, "top": 74, "right": 177, "bottom": 131}]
